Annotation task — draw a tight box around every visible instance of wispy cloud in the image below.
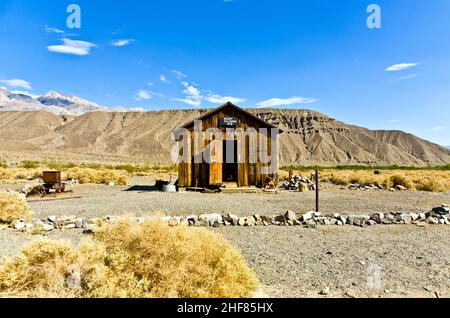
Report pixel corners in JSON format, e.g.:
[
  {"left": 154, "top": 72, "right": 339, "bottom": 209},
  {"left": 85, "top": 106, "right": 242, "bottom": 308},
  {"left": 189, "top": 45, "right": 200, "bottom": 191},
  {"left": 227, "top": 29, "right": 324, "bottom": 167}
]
[
  {"left": 205, "top": 94, "right": 245, "bottom": 104},
  {"left": 0, "top": 79, "right": 32, "bottom": 90},
  {"left": 388, "top": 119, "right": 399, "bottom": 123},
  {"left": 429, "top": 126, "right": 445, "bottom": 132},
  {"left": 160, "top": 74, "right": 171, "bottom": 84},
  {"left": 171, "top": 70, "right": 187, "bottom": 80},
  {"left": 111, "top": 39, "right": 135, "bottom": 47},
  {"left": 135, "top": 89, "right": 152, "bottom": 101},
  {"left": 45, "top": 25, "right": 65, "bottom": 34},
  {"left": 386, "top": 63, "right": 420, "bottom": 72},
  {"left": 256, "top": 96, "right": 318, "bottom": 108},
  {"left": 389, "top": 73, "right": 421, "bottom": 83},
  {"left": 47, "top": 39, "right": 97, "bottom": 56},
  {"left": 11, "top": 90, "right": 39, "bottom": 98}
]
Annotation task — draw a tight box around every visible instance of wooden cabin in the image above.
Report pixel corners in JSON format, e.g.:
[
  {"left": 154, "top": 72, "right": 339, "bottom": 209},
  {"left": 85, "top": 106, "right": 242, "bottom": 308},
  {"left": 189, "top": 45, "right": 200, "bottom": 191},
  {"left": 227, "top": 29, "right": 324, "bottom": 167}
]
[{"left": 175, "top": 102, "right": 283, "bottom": 189}]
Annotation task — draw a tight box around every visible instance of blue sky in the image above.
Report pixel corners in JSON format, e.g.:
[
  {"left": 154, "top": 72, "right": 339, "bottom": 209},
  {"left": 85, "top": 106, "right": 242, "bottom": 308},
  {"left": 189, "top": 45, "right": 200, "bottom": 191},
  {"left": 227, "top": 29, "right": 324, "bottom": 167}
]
[{"left": 0, "top": 0, "right": 449, "bottom": 146}]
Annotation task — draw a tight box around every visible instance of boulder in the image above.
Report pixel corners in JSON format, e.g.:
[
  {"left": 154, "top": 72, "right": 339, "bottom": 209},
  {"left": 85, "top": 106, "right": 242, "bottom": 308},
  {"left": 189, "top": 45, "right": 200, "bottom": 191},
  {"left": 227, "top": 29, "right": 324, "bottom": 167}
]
[
  {"left": 370, "top": 213, "right": 384, "bottom": 224},
  {"left": 42, "top": 223, "right": 55, "bottom": 232},
  {"left": 13, "top": 221, "right": 26, "bottom": 230},
  {"left": 396, "top": 185, "right": 407, "bottom": 191},
  {"left": 285, "top": 210, "right": 297, "bottom": 221},
  {"left": 238, "top": 218, "right": 246, "bottom": 226},
  {"left": 245, "top": 217, "right": 256, "bottom": 227},
  {"left": 410, "top": 213, "right": 420, "bottom": 221},
  {"left": 432, "top": 206, "right": 450, "bottom": 216},
  {"left": 74, "top": 218, "right": 84, "bottom": 228},
  {"left": 199, "top": 213, "right": 223, "bottom": 226},
  {"left": 274, "top": 215, "right": 286, "bottom": 223},
  {"left": 168, "top": 217, "right": 181, "bottom": 227},
  {"left": 302, "top": 212, "right": 315, "bottom": 222},
  {"left": 48, "top": 215, "right": 57, "bottom": 223}
]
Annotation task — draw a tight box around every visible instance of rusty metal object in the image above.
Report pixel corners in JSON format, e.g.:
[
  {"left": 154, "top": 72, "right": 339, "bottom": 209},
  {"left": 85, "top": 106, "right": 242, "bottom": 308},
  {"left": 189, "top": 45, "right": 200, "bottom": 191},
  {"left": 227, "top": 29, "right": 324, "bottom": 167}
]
[{"left": 39, "top": 171, "right": 67, "bottom": 195}]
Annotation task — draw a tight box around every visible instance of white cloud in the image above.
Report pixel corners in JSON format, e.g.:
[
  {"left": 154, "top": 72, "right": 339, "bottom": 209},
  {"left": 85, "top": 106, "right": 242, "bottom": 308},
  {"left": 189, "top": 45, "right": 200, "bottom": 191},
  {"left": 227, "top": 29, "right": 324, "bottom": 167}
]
[
  {"left": 386, "top": 63, "right": 419, "bottom": 72},
  {"left": 205, "top": 94, "right": 245, "bottom": 104},
  {"left": 256, "top": 96, "right": 318, "bottom": 108},
  {"left": 429, "top": 126, "right": 445, "bottom": 132},
  {"left": 160, "top": 74, "right": 171, "bottom": 83},
  {"left": 47, "top": 39, "right": 97, "bottom": 56},
  {"left": 388, "top": 119, "right": 399, "bottom": 123},
  {"left": 171, "top": 70, "right": 187, "bottom": 80},
  {"left": 135, "top": 89, "right": 152, "bottom": 101},
  {"left": 45, "top": 26, "right": 65, "bottom": 34},
  {"left": 172, "top": 98, "right": 202, "bottom": 107},
  {"left": 397, "top": 73, "right": 420, "bottom": 81},
  {"left": 111, "top": 39, "right": 135, "bottom": 47},
  {"left": 0, "top": 79, "right": 32, "bottom": 89},
  {"left": 147, "top": 82, "right": 154, "bottom": 86}
]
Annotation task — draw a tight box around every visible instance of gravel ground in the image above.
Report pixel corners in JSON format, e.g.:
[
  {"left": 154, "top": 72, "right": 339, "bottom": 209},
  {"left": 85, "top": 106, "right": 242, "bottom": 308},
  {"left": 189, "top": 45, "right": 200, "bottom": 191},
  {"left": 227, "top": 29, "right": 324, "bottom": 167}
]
[
  {"left": 1, "top": 177, "right": 449, "bottom": 298},
  {"left": 7, "top": 177, "right": 448, "bottom": 219},
  {"left": 1, "top": 225, "right": 449, "bottom": 298}
]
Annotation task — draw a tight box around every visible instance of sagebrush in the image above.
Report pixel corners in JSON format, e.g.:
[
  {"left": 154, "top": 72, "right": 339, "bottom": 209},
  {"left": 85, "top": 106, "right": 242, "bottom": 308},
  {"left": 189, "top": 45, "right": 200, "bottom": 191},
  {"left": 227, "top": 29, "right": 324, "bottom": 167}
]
[
  {"left": 0, "top": 191, "right": 33, "bottom": 223},
  {"left": 0, "top": 220, "right": 259, "bottom": 298},
  {"left": 66, "top": 168, "right": 128, "bottom": 185}
]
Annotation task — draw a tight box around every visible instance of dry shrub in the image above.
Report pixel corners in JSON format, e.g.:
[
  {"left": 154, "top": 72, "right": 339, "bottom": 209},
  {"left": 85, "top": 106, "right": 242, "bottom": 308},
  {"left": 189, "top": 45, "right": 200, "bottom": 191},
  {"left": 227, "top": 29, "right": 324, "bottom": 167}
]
[
  {"left": 0, "top": 168, "right": 42, "bottom": 180},
  {"left": 0, "top": 220, "right": 259, "bottom": 298},
  {"left": 0, "top": 191, "right": 33, "bottom": 223},
  {"left": 389, "top": 174, "right": 415, "bottom": 189},
  {"left": 67, "top": 168, "right": 128, "bottom": 185},
  {"left": 316, "top": 169, "right": 450, "bottom": 192}
]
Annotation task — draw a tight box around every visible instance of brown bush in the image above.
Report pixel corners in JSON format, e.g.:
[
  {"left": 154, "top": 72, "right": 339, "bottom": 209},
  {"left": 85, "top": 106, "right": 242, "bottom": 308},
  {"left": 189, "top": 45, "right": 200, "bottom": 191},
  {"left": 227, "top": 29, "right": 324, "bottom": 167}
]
[
  {"left": 66, "top": 168, "right": 128, "bottom": 185},
  {"left": 0, "top": 220, "right": 259, "bottom": 298},
  {"left": 0, "top": 191, "right": 33, "bottom": 223}
]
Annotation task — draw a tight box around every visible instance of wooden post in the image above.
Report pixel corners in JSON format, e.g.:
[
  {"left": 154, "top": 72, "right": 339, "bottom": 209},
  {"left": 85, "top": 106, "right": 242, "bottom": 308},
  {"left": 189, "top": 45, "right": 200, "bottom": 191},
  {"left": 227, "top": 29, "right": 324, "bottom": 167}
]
[{"left": 315, "top": 170, "right": 319, "bottom": 213}]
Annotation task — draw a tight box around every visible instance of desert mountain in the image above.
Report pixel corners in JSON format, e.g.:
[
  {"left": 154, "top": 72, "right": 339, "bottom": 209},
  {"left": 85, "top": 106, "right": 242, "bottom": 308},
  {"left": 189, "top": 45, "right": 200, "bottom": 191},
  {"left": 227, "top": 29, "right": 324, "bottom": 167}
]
[{"left": 0, "top": 108, "right": 449, "bottom": 166}]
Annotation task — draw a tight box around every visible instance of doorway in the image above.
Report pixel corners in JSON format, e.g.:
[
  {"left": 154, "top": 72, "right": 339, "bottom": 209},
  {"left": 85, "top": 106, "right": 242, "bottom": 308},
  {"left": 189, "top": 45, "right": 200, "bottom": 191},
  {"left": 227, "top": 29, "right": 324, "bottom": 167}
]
[{"left": 223, "top": 140, "right": 238, "bottom": 183}]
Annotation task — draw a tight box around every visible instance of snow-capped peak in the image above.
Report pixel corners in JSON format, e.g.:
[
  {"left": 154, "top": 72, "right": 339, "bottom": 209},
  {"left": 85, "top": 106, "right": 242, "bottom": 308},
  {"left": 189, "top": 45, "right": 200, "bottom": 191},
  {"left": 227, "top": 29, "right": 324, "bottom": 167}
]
[{"left": 38, "top": 91, "right": 100, "bottom": 108}]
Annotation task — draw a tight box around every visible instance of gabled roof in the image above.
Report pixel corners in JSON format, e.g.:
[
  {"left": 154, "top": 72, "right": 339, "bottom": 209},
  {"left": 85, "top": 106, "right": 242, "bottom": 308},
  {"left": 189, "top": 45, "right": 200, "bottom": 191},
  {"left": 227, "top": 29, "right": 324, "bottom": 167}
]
[{"left": 180, "top": 102, "right": 283, "bottom": 132}]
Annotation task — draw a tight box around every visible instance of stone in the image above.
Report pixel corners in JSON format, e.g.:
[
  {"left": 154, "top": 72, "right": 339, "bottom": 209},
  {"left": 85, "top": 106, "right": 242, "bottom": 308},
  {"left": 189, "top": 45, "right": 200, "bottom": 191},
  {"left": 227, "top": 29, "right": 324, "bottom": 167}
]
[
  {"left": 347, "top": 217, "right": 354, "bottom": 226},
  {"left": 410, "top": 213, "right": 420, "bottom": 222},
  {"left": 432, "top": 206, "right": 450, "bottom": 216},
  {"left": 223, "top": 213, "right": 239, "bottom": 226},
  {"left": 332, "top": 213, "right": 340, "bottom": 219},
  {"left": 63, "top": 223, "right": 76, "bottom": 230},
  {"left": 370, "top": 213, "right": 384, "bottom": 224},
  {"left": 199, "top": 213, "right": 222, "bottom": 226},
  {"left": 427, "top": 217, "right": 439, "bottom": 225},
  {"left": 302, "top": 212, "right": 315, "bottom": 222},
  {"left": 32, "top": 219, "right": 44, "bottom": 226},
  {"left": 381, "top": 219, "right": 393, "bottom": 225},
  {"left": 42, "top": 223, "right": 55, "bottom": 232},
  {"left": 353, "top": 218, "right": 366, "bottom": 227},
  {"left": 245, "top": 217, "right": 256, "bottom": 227},
  {"left": 338, "top": 215, "right": 348, "bottom": 224},
  {"left": 14, "top": 221, "right": 26, "bottom": 230},
  {"left": 305, "top": 220, "right": 316, "bottom": 229},
  {"left": 293, "top": 219, "right": 302, "bottom": 226},
  {"left": 48, "top": 215, "right": 57, "bottom": 223},
  {"left": 337, "top": 220, "right": 344, "bottom": 226},
  {"left": 274, "top": 215, "right": 286, "bottom": 223},
  {"left": 319, "top": 287, "right": 330, "bottom": 295},
  {"left": 253, "top": 215, "right": 263, "bottom": 225},
  {"left": 82, "top": 223, "right": 97, "bottom": 234},
  {"left": 186, "top": 215, "right": 198, "bottom": 226},
  {"left": 74, "top": 218, "right": 84, "bottom": 228},
  {"left": 238, "top": 218, "right": 246, "bottom": 226},
  {"left": 286, "top": 220, "right": 294, "bottom": 226},
  {"left": 396, "top": 185, "right": 407, "bottom": 191},
  {"left": 419, "top": 213, "right": 427, "bottom": 220},
  {"left": 367, "top": 220, "right": 377, "bottom": 226},
  {"left": 284, "top": 210, "right": 297, "bottom": 221},
  {"left": 108, "top": 182, "right": 115, "bottom": 187},
  {"left": 261, "top": 216, "right": 273, "bottom": 224},
  {"left": 168, "top": 217, "right": 181, "bottom": 227}
]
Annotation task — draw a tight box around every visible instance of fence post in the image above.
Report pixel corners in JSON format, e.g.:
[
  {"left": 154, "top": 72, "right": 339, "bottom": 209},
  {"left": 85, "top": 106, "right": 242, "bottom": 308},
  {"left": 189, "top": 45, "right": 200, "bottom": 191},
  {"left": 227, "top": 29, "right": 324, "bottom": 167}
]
[{"left": 315, "top": 170, "right": 319, "bottom": 213}]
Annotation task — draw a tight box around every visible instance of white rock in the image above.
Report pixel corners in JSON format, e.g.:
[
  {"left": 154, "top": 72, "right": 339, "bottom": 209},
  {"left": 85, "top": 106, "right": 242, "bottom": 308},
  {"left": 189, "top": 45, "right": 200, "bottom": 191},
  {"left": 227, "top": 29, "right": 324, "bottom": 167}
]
[
  {"left": 74, "top": 218, "right": 84, "bottom": 228},
  {"left": 63, "top": 223, "right": 76, "bottom": 229},
  {"left": 42, "top": 223, "right": 55, "bottom": 232},
  {"left": 48, "top": 215, "right": 57, "bottom": 223},
  {"left": 14, "top": 221, "right": 26, "bottom": 230}
]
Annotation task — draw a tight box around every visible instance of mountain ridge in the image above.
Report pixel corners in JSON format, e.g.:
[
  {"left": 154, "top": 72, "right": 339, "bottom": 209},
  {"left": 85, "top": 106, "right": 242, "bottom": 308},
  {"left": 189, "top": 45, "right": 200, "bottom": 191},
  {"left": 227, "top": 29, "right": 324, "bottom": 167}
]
[{"left": 0, "top": 109, "right": 448, "bottom": 166}]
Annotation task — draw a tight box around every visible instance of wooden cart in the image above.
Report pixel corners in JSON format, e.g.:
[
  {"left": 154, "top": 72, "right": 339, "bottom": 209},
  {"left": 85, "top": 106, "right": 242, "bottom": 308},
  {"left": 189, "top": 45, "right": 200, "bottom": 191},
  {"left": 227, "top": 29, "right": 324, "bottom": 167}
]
[{"left": 39, "top": 171, "right": 66, "bottom": 194}]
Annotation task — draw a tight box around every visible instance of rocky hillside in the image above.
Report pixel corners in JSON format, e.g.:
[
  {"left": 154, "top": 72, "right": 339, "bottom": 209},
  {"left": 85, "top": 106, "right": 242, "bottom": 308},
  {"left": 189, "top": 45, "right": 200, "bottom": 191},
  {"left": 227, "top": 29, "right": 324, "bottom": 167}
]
[{"left": 0, "top": 109, "right": 449, "bottom": 166}]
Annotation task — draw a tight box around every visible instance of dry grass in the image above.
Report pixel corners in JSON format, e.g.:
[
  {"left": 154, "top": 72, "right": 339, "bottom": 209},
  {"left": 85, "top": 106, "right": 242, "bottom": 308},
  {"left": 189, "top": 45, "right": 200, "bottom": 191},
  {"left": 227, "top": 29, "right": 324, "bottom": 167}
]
[
  {"left": 0, "top": 220, "right": 259, "bottom": 298},
  {"left": 0, "top": 168, "right": 42, "bottom": 181},
  {"left": 66, "top": 168, "right": 128, "bottom": 185},
  {"left": 0, "top": 191, "right": 33, "bottom": 223},
  {"left": 281, "top": 168, "right": 450, "bottom": 192}
]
